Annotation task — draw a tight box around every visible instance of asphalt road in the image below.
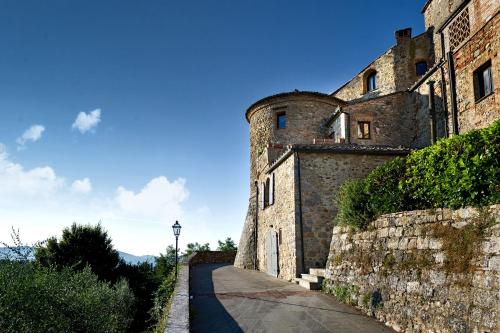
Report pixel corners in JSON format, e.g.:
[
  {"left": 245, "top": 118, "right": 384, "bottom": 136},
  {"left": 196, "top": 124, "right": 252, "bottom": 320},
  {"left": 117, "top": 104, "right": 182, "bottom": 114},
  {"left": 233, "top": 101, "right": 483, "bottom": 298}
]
[{"left": 189, "top": 263, "right": 394, "bottom": 333}]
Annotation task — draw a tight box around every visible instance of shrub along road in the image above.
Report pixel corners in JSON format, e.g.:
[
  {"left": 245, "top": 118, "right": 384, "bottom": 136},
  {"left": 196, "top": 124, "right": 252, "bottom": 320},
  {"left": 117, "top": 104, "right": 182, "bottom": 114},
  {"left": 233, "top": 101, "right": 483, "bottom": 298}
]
[{"left": 190, "top": 263, "right": 394, "bottom": 333}]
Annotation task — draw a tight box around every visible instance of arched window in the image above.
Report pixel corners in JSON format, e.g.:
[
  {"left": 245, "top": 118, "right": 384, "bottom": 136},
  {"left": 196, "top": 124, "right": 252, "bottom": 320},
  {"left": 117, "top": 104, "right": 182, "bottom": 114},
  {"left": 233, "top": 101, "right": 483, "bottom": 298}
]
[{"left": 366, "top": 71, "right": 377, "bottom": 92}]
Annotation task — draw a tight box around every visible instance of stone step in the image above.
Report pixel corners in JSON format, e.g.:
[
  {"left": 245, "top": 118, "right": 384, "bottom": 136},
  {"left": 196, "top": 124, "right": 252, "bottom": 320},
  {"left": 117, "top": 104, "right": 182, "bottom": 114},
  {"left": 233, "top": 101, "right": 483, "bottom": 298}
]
[
  {"left": 301, "top": 273, "right": 324, "bottom": 283},
  {"left": 297, "top": 278, "right": 321, "bottom": 290},
  {"left": 309, "top": 268, "right": 326, "bottom": 277}
]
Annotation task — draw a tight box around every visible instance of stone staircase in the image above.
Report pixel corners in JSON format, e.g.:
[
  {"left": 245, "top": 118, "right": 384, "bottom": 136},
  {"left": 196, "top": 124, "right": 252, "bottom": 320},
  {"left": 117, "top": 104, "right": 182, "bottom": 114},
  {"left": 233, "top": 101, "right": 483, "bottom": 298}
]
[{"left": 293, "top": 268, "right": 325, "bottom": 290}]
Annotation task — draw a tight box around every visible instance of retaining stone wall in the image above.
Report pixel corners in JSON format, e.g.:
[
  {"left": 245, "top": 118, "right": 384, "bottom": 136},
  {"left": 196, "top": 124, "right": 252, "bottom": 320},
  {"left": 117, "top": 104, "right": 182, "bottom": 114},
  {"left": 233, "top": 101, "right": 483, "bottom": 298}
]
[
  {"left": 189, "top": 251, "right": 236, "bottom": 266},
  {"left": 324, "top": 205, "right": 499, "bottom": 333}
]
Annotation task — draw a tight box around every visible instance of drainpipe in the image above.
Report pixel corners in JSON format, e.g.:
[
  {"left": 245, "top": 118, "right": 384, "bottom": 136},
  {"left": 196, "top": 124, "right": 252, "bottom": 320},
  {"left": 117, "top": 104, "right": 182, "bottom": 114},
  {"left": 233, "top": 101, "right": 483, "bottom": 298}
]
[
  {"left": 439, "top": 32, "right": 450, "bottom": 137},
  {"left": 427, "top": 80, "right": 437, "bottom": 144},
  {"left": 295, "top": 152, "right": 306, "bottom": 275},
  {"left": 254, "top": 181, "right": 259, "bottom": 270},
  {"left": 447, "top": 51, "right": 459, "bottom": 135}
]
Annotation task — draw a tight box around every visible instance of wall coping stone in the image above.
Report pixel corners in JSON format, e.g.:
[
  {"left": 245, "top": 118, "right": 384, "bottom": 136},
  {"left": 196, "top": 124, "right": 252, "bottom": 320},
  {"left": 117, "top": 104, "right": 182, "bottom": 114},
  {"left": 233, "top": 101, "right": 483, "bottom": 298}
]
[{"left": 165, "top": 264, "right": 189, "bottom": 333}]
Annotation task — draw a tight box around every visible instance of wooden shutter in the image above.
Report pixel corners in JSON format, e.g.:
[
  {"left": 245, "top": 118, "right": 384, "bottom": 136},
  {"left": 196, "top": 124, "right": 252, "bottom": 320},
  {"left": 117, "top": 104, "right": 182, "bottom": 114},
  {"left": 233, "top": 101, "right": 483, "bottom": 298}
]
[
  {"left": 269, "top": 173, "right": 275, "bottom": 205},
  {"left": 260, "top": 182, "right": 265, "bottom": 209}
]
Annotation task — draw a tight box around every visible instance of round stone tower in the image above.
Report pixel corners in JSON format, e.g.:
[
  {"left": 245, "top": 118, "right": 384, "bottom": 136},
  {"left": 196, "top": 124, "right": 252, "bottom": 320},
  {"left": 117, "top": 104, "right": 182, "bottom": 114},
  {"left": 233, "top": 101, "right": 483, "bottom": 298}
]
[{"left": 234, "top": 91, "right": 345, "bottom": 269}]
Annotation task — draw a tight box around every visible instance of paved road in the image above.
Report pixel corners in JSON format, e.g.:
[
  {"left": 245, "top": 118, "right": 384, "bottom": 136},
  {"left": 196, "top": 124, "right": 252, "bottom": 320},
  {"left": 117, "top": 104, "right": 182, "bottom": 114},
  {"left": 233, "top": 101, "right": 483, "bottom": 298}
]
[{"left": 190, "top": 263, "right": 394, "bottom": 333}]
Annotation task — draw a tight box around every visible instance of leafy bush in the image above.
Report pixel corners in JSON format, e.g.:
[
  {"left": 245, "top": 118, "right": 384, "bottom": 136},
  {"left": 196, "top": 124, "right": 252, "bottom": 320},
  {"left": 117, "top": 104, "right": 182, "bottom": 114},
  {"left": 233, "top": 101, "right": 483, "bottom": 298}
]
[
  {"left": 336, "top": 120, "right": 500, "bottom": 229},
  {"left": 364, "top": 157, "right": 407, "bottom": 216},
  {"left": 335, "top": 179, "right": 373, "bottom": 229},
  {"left": 0, "top": 261, "right": 134, "bottom": 333},
  {"left": 151, "top": 268, "right": 177, "bottom": 332},
  {"left": 404, "top": 120, "right": 500, "bottom": 209}
]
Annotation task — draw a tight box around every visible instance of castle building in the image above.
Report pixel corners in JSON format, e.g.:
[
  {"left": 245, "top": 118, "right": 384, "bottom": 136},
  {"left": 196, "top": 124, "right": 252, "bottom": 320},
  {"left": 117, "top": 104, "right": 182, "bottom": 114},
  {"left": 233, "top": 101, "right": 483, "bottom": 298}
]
[{"left": 235, "top": 0, "right": 499, "bottom": 281}]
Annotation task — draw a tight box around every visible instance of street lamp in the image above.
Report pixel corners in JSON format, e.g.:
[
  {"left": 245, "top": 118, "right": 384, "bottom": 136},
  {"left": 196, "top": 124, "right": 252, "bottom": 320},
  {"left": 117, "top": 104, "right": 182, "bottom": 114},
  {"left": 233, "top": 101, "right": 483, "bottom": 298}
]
[{"left": 172, "top": 220, "right": 181, "bottom": 279}]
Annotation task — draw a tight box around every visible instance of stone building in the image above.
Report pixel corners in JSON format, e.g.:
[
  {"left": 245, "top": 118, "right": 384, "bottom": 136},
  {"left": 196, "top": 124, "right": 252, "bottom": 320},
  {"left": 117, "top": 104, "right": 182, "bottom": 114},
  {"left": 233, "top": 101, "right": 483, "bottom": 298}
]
[{"left": 235, "top": 0, "right": 499, "bottom": 281}]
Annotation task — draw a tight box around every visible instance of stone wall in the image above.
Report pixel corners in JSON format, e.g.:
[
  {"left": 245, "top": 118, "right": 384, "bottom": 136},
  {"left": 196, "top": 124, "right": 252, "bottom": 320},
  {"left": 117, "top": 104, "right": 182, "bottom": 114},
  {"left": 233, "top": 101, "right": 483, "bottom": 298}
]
[
  {"left": 324, "top": 205, "right": 500, "bottom": 333},
  {"left": 189, "top": 251, "right": 236, "bottom": 266},
  {"left": 342, "top": 92, "right": 420, "bottom": 148},
  {"left": 255, "top": 150, "right": 405, "bottom": 280},
  {"left": 298, "top": 152, "right": 399, "bottom": 271},
  {"left": 234, "top": 197, "right": 257, "bottom": 269},
  {"left": 332, "top": 32, "right": 432, "bottom": 102},
  {"left": 256, "top": 154, "right": 298, "bottom": 280},
  {"left": 248, "top": 94, "right": 343, "bottom": 183}
]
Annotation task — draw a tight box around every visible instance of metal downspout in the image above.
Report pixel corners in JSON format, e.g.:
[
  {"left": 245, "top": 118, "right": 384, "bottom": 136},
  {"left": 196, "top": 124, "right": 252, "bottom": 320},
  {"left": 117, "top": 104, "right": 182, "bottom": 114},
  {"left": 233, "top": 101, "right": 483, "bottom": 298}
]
[
  {"left": 295, "top": 152, "right": 305, "bottom": 275},
  {"left": 447, "top": 51, "right": 459, "bottom": 135},
  {"left": 254, "top": 181, "right": 258, "bottom": 270},
  {"left": 439, "top": 32, "right": 450, "bottom": 137},
  {"left": 427, "top": 80, "right": 437, "bottom": 144}
]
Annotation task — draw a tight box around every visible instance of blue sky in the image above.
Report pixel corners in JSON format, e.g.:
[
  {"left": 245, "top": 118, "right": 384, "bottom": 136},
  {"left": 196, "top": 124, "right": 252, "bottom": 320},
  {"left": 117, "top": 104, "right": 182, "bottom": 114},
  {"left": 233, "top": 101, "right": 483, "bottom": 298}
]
[{"left": 0, "top": 1, "right": 425, "bottom": 255}]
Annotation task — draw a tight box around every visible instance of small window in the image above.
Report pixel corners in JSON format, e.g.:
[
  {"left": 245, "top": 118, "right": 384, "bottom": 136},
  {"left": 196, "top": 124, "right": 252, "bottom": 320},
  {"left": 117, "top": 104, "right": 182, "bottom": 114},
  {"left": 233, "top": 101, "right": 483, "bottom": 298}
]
[
  {"left": 357, "top": 121, "right": 371, "bottom": 139},
  {"left": 416, "top": 61, "right": 428, "bottom": 76},
  {"left": 277, "top": 112, "right": 286, "bottom": 129},
  {"left": 474, "top": 61, "right": 494, "bottom": 101},
  {"left": 278, "top": 228, "right": 282, "bottom": 245},
  {"left": 366, "top": 72, "right": 377, "bottom": 92}
]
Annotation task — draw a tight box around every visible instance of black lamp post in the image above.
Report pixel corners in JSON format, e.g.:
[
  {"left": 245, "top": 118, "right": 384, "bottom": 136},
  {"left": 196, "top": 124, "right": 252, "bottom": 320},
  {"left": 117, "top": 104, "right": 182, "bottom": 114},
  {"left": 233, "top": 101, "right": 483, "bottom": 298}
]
[{"left": 172, "top": 220, "right": 181, "bottom": 279}]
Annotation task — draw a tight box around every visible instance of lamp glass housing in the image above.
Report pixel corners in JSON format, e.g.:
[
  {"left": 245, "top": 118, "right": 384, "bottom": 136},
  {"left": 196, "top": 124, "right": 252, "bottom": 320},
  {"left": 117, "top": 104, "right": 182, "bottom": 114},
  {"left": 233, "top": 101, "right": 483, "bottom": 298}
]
[{"left": 172, "top": 221, "right": 181, "bottom": 237}]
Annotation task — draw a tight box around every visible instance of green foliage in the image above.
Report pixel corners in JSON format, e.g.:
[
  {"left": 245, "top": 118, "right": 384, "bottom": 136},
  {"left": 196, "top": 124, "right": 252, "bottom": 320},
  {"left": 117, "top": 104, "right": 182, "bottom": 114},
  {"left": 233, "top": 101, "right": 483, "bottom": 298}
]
[
  {"left": 35, "top": 223, "right": 120, "bottom": 282},
  {"left": 336, "top": 120, "right": 500, "bottom": 229},
  {"left": 154, "top": 245, "right": 176, "bottom": 281},
  {"left": 151, "top": 268, "right": 177, "bottom": 331},
  {"left": 182, "top": 242, "right": 210, "bottom": 257},
  {"left": 0, "top": 261, "right": 134, "bottom": 333},
  {"left": 115, "top": 261, "right": 160, "bottom": 332},
  {"left": 217, "top": 237, "right": 237, "bottom": 252},
  {"left": 322, "top": 279, "right": 358, "bottom": 305},
  {"left": 335, "top": 179, "right": 372, "bottom": 229},
  {"left": 364, "top": 157, "right": 407, "bottom": 216},
  {"left": 404, "top": 121, "right": 500, "bottom": 209}
]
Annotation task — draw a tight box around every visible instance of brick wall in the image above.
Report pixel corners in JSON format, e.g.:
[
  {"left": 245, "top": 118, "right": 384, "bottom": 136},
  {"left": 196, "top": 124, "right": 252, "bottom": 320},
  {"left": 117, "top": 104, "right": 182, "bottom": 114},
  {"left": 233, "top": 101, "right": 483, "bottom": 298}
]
[{"left": 452, "top": 11, "right": 499, "bottom": 133}]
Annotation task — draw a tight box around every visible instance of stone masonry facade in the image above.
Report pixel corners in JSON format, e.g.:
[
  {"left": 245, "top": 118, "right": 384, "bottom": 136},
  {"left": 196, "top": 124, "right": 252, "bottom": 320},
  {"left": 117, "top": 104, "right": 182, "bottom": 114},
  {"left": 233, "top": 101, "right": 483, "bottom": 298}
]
[
  {"left": 324, "top": 205, "right": 500, "bottom": 333},
  {"left": 235, "top": 0, "right": 499, "bottom": 285}
]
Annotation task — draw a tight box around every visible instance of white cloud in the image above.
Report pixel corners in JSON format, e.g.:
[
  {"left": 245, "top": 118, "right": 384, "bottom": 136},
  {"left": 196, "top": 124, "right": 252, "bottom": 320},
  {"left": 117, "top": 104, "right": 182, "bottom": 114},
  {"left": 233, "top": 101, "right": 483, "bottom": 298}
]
[
  {"left": 0, "top": 144, "right": 64, "bottom": 198},
  {"left": 114, "top": 176, "right": 189, "bottom": 222},
  {"left": 16, "top": 124, "right": 45, "bottom": 148},
  {"left": 71, "top": 178, "right": 92, "bottom": 194},
  {"left": 72, "top": 109, "right": 101, "bottom": 134},
  {"left": 0, "top": 146, "right": 197, "bottom": 254}
]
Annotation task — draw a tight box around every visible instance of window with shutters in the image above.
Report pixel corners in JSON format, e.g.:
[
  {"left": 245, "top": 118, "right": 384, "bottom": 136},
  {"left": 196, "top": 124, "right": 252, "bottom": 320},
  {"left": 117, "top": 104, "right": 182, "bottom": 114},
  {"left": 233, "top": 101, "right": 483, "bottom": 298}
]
[
  {"left": 261, "top": 174, "right": 275, "bottom": 209},
  {"left": 264, "top": 178, "right": 270, "bottom": 208},
  {"left": 448, "top": 7, "right": 470, "bottom": 51},
  {"left": 474, "top": 60, "right": 494, "bottom": 102}
]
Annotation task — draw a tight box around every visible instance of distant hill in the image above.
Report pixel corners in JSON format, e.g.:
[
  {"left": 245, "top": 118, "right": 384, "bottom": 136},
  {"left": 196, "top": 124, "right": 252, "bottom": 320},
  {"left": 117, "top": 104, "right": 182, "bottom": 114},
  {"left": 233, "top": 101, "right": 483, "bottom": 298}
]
[
  {"left": 118, "top": 251, "right": 157, "bottom": 265},
  {"left": 0, "top": 247, "right": 156, "bottom": 265}
]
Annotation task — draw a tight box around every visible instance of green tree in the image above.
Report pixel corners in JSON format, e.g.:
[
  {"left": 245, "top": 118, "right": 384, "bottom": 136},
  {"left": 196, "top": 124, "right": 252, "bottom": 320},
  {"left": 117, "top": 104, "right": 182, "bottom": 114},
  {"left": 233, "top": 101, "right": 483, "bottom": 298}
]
[
  {"left": 217, "top": 237, "right": 237, "bottom": 251},
  {"left": 35, "top": 223, "right": 120, "bottom": 282},
  {"left": 182, "top": 242, "right": 210, "bottom": 257},
  {"left": 0, "top": 261, "right": 134, "bottom": 333},
  {"left": 154, "top": 245, "right": 176, "bottom": 281}
]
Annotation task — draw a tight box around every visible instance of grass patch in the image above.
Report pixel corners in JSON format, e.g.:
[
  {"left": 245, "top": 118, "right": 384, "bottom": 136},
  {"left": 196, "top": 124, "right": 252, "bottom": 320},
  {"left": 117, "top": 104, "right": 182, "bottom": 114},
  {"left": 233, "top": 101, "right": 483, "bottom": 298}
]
[{"left": 429, "top": 209, "right": 496, "bottom": 274}]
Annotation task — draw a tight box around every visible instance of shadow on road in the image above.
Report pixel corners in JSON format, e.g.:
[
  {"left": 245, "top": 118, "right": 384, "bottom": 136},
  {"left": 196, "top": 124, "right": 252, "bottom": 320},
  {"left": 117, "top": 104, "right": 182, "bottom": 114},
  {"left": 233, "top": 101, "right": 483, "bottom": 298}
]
[{"left": 190, "top": 263, "right": 243, "bottom": 333}]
